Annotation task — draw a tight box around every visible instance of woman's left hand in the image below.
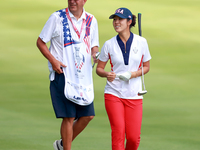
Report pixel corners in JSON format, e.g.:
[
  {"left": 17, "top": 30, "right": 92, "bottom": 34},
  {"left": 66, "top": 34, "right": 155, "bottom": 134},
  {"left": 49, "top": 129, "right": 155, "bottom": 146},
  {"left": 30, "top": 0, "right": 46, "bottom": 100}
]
[{"left": 118, "top": 71, "right": 132, "bottom": 81}]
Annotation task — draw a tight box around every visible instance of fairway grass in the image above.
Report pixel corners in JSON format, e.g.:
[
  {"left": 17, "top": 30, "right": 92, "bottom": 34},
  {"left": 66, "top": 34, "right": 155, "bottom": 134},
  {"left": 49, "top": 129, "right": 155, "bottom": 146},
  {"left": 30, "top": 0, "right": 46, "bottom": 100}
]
[{"left": 0, "top": 0, "right": 200, "bottom": 149}]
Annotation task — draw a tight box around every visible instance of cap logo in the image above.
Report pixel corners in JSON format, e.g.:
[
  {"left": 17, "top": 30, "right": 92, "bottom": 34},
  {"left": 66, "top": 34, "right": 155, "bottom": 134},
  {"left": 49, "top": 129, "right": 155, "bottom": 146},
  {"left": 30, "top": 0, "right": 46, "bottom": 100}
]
[{"left": 115, "top": 9, "right": 124, "bottom": 14}]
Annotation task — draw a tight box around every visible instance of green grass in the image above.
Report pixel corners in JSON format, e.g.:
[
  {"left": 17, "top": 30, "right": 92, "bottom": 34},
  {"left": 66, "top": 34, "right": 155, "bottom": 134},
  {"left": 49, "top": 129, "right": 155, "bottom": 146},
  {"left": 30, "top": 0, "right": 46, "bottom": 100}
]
[{"left": 0, "top": 0, "right": 200, "bottom": 149}]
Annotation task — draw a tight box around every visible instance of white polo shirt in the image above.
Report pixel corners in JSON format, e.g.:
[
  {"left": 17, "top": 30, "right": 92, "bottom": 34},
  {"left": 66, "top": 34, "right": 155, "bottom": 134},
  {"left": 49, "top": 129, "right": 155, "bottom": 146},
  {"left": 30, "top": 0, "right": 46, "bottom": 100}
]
[
  {"left": 99, "top": 33, "right": 151, "bottom": 99},
  {"left": 39, "top": 8, "right": 99, "bottom": 80}
]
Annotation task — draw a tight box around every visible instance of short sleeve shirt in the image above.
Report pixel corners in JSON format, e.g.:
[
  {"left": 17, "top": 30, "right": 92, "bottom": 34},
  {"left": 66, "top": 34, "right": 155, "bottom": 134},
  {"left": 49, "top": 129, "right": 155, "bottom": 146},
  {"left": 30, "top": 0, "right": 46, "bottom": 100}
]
[
  {"left": 39, "top": 8, "right": 99, "bottom": 69},
  {"left": 99, "top": 33, "right": 151, "bottom": 99}
]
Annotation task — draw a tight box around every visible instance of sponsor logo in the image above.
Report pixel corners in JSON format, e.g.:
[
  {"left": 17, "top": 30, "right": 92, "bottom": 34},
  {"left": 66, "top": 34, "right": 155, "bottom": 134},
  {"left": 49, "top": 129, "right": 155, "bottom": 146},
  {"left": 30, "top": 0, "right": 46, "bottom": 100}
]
[
  {"left": 73, "top": 95, "right": 88, "bottom": 102},
  {"left": 88, "top": 88, "right": 92, "bottom": 92}
]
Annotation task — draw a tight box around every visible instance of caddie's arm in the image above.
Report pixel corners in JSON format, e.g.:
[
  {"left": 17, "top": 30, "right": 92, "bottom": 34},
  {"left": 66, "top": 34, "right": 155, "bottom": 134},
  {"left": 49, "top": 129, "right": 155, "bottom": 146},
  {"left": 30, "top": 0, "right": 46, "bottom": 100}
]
[{"left": 36, "top": 37, "right": 66, "bottom": 74}]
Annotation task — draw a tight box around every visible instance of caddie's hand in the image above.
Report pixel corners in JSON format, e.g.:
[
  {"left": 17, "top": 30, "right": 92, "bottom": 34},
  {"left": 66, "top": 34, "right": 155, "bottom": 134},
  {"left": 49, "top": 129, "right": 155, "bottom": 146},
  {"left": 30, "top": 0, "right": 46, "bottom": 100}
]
[
  {"left": 92, "top": 52, "right": 100, "bottom": 63},
  {"left": 107, "top": 72, "right": 116, "bottom": 82},
  {"left": 118, "top": 71, "right": 132, "bottom": 81},
  {"left": 52, "top": 59, "right": 67, "bottom": 74}
]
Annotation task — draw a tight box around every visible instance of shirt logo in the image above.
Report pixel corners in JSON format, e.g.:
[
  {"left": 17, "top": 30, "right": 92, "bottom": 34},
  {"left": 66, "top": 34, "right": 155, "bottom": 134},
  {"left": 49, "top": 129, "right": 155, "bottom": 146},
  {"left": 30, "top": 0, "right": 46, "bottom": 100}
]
[{"left": 133, "top": 47, "right": 138, "bottom": 54}]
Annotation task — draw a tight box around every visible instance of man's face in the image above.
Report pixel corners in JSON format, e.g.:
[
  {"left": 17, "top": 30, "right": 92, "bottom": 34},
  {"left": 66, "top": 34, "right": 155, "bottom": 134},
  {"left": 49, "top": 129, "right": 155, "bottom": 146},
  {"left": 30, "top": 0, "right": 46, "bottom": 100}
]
[{"left": 68, "top": 0, "right": 86, "bottom": 14}]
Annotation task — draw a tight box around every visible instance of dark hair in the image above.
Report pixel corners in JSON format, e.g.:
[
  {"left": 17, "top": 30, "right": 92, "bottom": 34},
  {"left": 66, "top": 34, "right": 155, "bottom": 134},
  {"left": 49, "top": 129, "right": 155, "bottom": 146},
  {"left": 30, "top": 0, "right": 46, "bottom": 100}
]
[{"left": 128, "top": 14, "right": 136, "bottom": 29}]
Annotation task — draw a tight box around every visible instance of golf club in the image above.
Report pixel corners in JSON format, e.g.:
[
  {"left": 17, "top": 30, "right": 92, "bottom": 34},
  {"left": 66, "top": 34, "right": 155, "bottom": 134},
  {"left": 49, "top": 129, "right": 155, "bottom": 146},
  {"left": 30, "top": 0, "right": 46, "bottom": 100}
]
[
  {"left": 137, "top": 13, "right": 147, "bottom": 96},
  {"left": 138, "top": 61, "right": 147, "bottom": 95},
  {"left": 92, "top": 52, "right": 100, "bottom": 68}
]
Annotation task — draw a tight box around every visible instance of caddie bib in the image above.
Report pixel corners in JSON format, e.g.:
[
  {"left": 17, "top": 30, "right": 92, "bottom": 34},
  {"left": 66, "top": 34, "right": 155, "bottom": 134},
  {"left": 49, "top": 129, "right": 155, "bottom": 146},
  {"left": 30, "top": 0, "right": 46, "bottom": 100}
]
[{"left": 57, "top": 8, "right": 94, "bottom": 106}]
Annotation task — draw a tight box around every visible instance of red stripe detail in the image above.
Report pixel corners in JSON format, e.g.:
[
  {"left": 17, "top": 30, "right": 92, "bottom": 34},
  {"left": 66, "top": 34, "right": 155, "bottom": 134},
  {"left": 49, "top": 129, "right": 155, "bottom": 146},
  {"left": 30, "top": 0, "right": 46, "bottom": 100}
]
[
  {"left": 64, "top": 42, "right": 73, "bottom": 46},
  {"left": 86, "top": 15, "right": 93, "bottom": 26},
  {"left": 83, "top": 14, "right": 93, "bottom": 54},
  {"left": 138, "top": 55, "right": 144, "bottom": 70},
  {"left": 86, "top": 15, "right": 90, "bottom": 24},
  {"left": 108, "top": 53, "right": 113, "bottom": 71},
  {"left": 87, "top": 16, "right": 93, "bottom": 27}
]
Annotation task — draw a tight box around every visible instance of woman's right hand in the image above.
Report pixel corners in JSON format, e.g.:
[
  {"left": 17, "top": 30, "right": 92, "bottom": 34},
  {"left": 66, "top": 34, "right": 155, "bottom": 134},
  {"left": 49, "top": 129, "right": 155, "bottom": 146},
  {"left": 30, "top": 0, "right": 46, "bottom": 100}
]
[{"left": 107, "top": 72, "right": 116, "bottom": 82}]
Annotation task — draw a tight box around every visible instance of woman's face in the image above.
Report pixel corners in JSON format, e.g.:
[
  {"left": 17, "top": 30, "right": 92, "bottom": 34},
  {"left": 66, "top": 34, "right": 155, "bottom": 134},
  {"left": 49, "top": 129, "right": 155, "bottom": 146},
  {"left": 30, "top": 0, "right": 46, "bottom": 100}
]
[{"left": 113, "top": 16, "right": 131, "bottom": 33}]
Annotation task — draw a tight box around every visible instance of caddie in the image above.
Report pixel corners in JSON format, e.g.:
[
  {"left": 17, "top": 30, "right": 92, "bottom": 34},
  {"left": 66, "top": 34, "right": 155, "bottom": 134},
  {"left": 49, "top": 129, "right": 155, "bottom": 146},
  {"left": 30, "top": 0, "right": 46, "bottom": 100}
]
[{"left": 36, "top": 0, "right": 99, "bottom": 150}]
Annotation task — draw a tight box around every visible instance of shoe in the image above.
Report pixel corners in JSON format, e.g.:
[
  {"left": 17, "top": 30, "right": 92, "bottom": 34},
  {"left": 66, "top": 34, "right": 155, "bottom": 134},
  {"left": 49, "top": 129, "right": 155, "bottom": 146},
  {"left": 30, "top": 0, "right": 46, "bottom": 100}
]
[{"left": 53, "top": 139, "right": 63, "bottom": 150}]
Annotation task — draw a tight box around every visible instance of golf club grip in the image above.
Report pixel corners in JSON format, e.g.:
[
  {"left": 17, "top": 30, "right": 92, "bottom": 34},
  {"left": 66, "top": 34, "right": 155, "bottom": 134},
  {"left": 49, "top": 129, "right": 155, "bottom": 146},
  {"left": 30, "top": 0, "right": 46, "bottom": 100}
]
[{"left": 138, "top": 13, "right": 142, "bottom": 36}]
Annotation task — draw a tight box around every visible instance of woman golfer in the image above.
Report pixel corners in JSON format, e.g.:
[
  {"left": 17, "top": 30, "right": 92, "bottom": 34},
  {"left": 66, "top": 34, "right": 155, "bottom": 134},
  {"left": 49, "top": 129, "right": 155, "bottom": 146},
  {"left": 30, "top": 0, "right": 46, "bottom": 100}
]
[{"left": 96, "top": 8, "right": 151, "bottom": 150}]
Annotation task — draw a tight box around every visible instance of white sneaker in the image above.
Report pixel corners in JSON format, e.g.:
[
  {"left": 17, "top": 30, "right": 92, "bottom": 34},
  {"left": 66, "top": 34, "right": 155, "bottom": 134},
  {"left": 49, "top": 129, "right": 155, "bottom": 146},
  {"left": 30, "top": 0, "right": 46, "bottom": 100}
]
[{"left": 53, "top": 139, "right": 63, "bottom": 150}]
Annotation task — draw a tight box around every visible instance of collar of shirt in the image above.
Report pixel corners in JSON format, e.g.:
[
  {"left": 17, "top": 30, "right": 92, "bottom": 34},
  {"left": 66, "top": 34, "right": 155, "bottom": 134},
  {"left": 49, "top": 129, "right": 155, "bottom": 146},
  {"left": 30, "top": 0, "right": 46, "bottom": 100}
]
[
  {"left": 117, "top": 32, "right": 134, "bottom": 65},
  {"left": 68, "top": 8, "right": 86, "bottom": 22}
]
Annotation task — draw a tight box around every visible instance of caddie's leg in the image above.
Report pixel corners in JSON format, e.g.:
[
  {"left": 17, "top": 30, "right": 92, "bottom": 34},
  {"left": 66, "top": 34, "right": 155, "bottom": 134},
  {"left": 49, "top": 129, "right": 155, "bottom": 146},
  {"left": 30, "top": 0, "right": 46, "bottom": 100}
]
[
  {"left": 72, "top": 101, "right": 95, "bottom": 140},
  {"left": 72, "top": 116, "right": 94, "bottom": 140},
  {"left": 61, "top": 117, "right": 75, "bottom": 150}
]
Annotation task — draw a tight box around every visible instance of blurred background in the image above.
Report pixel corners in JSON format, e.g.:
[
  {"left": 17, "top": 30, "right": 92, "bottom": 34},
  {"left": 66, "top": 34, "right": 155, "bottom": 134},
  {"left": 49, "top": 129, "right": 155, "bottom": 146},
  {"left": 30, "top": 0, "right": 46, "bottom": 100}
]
[{"left": 0, "top": 0, "right": 200, "bottom": 149}]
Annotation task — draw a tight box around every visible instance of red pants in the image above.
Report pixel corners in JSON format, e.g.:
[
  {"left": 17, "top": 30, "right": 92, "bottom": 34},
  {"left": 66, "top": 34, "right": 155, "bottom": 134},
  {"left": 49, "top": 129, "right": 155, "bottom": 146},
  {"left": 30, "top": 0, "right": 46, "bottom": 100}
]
[{"left": 104, "top": 94, "right": 143, "bottom": 150}]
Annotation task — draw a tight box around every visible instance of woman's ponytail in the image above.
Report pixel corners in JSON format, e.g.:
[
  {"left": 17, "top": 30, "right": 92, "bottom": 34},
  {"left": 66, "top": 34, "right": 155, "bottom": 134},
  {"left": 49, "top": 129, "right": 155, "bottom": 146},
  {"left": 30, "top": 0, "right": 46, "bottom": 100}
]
[{"left": 130, "top": 14, "right": 136, "bottom": 29}]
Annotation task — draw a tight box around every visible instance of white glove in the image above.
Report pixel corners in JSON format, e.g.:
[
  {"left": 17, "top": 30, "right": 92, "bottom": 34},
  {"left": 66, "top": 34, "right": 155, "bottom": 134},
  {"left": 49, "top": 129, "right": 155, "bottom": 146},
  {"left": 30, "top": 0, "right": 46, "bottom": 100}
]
[{"left": 118, "top": 71, "right": 132, "bottom": 81}]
